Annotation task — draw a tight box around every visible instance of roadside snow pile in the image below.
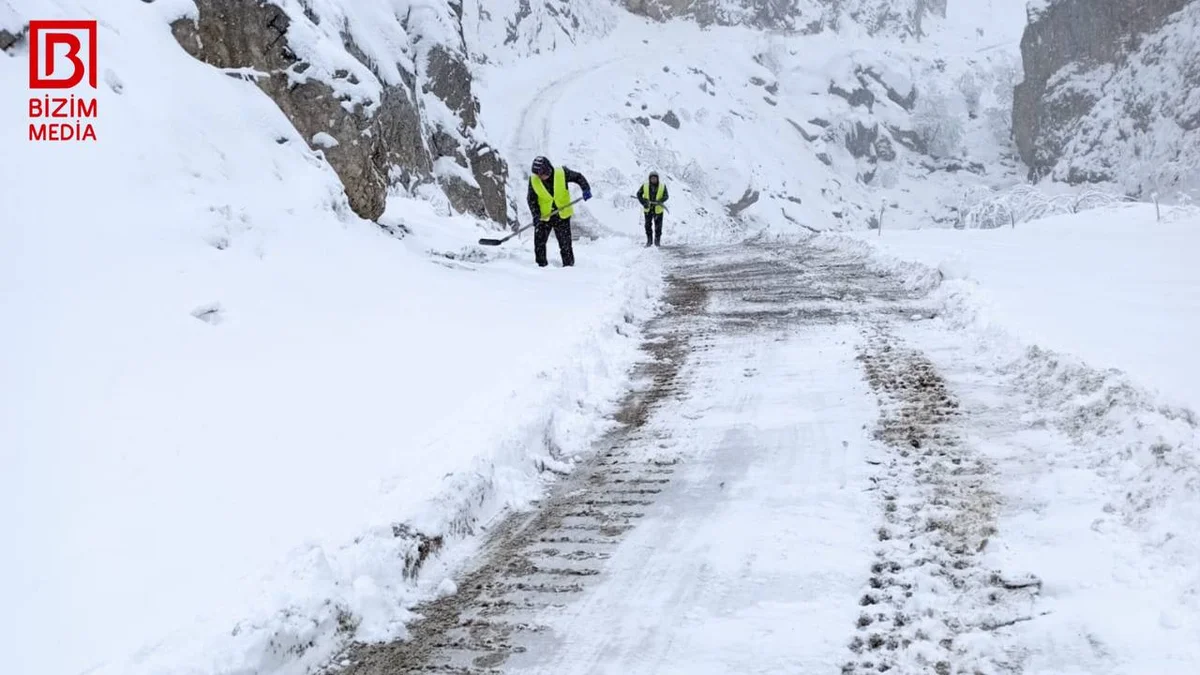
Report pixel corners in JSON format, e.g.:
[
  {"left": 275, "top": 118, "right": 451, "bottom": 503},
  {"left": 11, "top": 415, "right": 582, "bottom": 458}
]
[
  {"left": 836, "top": 202, "right": 1200, "bottom": 413},
  {"left": 898, "top": 311, "right": 1200, "bottom": 674},
  {"left": 0, "top": 3, "right": 662, "bottom": 675}
]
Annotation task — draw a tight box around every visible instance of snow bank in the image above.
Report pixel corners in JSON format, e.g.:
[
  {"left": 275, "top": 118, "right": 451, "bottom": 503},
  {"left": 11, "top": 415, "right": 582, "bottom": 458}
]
[
  {"left": 0, "top": 3, "right": 663, "bottom": 675},
  {"left": 834, "top": 203, "right": 1200, "bottom": 413},
  {"left": 897, "top": 307, "right": 1200, "bottom": 674},
  {"left": 875, "top": 202, "right": 1200, "bottom": 673}
]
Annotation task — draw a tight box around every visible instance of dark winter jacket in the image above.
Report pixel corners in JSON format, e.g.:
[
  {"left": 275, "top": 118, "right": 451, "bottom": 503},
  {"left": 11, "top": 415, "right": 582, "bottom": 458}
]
[
  {"left": 526, "top": 162, "right": 591, "bottom": 222},
  {"left": 635, "top": 181, "right": 669, "bottom": 209}
]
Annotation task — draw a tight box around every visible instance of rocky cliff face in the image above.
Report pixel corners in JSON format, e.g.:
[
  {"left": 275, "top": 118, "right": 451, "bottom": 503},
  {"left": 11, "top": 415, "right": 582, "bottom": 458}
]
[
  {"left": 172, "top": 0, "right": 508, "bottom": 224},
  {"left": 463, "top": 0, "right": 947, "bottom": 55},
  {"left": 620, "top": 0, "right": 946, "bottom": 35},
  {"left": 1013, "top": 0, "right": 1200, "bottom": 195}
]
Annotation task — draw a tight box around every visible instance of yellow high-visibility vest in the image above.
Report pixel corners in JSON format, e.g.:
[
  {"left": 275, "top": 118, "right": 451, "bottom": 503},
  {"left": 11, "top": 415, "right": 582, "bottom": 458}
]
[
  {"left": 642, "top": 183, "right": 665, "bottom": 214},
  {"left": 531, "top": 167, "right": 574, "bottom": 219}
]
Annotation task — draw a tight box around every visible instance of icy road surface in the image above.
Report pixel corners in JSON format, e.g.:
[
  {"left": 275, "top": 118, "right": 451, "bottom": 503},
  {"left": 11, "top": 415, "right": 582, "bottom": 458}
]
[{"left": 329, "top": 241, "right": 1200, "bottom": 675}]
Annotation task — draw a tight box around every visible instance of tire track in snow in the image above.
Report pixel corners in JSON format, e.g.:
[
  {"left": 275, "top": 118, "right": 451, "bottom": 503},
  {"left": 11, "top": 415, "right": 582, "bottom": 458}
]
[
  {"left": 330, "top": 248, "right": 707, "bottom": 675},
  {"left": 325, "top": 241, "right": 1036, "bottom": 674},
  {"left": 846, "top": 327, "right": 1037, "bottom": 674},
  {"left": 504, "top": 56, "right": 628, "bottom": 241},
  {"left": 508, "top": 57, "right": 625, "bottom": 168}
]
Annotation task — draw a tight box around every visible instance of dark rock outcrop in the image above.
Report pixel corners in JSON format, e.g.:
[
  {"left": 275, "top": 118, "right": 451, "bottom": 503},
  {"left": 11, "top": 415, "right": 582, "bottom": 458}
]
[
  {"left": 845, "top": 122, "right": 879, "bottom": 159},
  {"left": 0, "top": 27, "right": 22, "bottom": 52},
  {"left": 620, "top": 0, "right": 945, "bottom": 35}
]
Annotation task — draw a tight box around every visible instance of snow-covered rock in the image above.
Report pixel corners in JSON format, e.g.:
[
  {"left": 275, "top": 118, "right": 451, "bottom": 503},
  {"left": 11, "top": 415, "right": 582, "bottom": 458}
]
[
  {"left": 619, "top": 0, "right": 947, "bottom": 36},
  {"left": 170, "top": 0, "right": 509, "bottom": 222},
  {"left": 1013, "top": 0, "right": 1200, "bottom": 200}
]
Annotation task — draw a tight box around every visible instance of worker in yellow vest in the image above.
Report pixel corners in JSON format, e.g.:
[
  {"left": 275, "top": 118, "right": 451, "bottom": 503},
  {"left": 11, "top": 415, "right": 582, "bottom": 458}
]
[
  {"left": 635, "top": 170, "right": 669, "bottom": 247},
  {"left": 526, "top": 155, "right": 592, "bottom": 267}
]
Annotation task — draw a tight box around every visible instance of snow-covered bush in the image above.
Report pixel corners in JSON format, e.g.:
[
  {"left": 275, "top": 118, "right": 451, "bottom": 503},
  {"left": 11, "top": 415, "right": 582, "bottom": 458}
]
[{"left": 957, "top": 185, "right": 1137, "bottom": 229}]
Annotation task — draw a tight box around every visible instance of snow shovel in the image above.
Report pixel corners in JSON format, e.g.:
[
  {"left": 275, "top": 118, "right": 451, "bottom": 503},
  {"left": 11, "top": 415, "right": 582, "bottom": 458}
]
[{"left": 478, "top": 198, "right": 586, "bottom": 246}]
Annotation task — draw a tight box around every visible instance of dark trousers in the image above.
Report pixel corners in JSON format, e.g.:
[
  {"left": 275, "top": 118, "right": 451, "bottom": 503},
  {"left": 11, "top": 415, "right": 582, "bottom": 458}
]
[
  {"left": 643, "top": 212, "right": 664, "bottom": 245},
  {"left": 534, "top": 217, "right": 574, "bottom": 267}
]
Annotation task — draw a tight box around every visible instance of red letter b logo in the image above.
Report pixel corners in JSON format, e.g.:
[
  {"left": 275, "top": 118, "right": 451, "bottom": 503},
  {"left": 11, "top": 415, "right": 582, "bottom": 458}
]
[{"left": 29, "top": 20, "right": 97, "bottom": 89}]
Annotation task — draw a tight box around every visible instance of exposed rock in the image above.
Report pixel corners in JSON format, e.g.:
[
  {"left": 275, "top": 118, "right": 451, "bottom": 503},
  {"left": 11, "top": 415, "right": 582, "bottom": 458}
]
[
  {"left": 887, "top": 125, "right": 928, "bottom": 155},
  {"left": 622, "top": 0, "right": 814, "bottom": 29},
  {"left": 726, "top": 187, "right": 761, "bottom": 217},
  {"left": 421, "top": 44, "right": 509, "bottom": 223},
  {"left": 788, "top": 119, "right": 820, "bottom": 142},
  {"left": 863, "top": 67, "right": 916, "bottom": 110},
  {"left": 830, "top": 82, "right": 876, "bottom": 110},
  {"left": 816, "top": 152, "right": 834, "bottom": 166},
  {"left": 620, "top": 0, "right": 944, "bottom": 34},
  {"left": 172, "top": 0, "right": 507, "bottom": 223},
  {"left": 920, "top": 158, "right": 986, "bottom": 175},
  {"left": 874, "top": 135, "right": 897, "bottom": 162},
  {"left": 633, "top": 116, "right": 651, "bottom": 127},
  {"left": 654, "top": 110, "right": 682, "bottom": 129},
  {"left": 845, "top": 122, "right": 879, "bottom": 159},
  {"left": 1012, "top": 0, "right": 1193, "bottom": 182},
  {"left": 0, "top": 27, "right": 23, "bottom": 52}
]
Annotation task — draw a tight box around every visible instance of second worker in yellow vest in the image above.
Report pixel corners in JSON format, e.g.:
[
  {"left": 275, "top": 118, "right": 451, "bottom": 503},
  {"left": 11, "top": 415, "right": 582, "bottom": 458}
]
[
  {"left": 635, "top": 170, "right": 669, "bottom": 247},
  {"left": 527, "top": 155, "right": 592, "bottom": 268}
]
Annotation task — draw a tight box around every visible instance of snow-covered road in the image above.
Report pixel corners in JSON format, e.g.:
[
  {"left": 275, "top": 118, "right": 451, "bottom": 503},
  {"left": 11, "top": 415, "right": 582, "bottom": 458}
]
[
  {"left": 324, "top": 240, "right": 1200, "bottom": 675},
  {"left": 326, "top": 242, "right": 1008, "bottom": 674}
]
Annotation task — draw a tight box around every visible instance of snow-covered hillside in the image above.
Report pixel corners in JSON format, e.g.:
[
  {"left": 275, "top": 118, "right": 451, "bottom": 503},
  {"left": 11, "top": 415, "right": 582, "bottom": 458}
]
[{"left": 471, "top": 3, "right": 1027, "bottom": 241}]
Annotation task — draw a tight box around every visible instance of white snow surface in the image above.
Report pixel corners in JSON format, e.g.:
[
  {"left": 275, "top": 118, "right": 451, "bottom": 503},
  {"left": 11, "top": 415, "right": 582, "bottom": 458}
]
[
  {"left": 1, "top": 2, "right": 662, "bottom": 675},
  {"left": 838, "top": 204, "right": 1200, "bottom": 414},
  {"left": 9, "top": 0, "right": 1194, "bottom": 673},
  {"left": 894, "top": 314, "right": 1200, "bottom": 674},
  {"left": 808, "top": 223, "right": 1200, "bottom": 673}
]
